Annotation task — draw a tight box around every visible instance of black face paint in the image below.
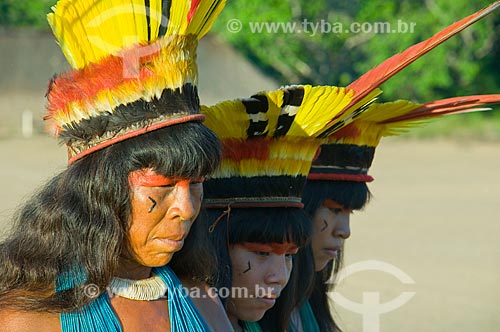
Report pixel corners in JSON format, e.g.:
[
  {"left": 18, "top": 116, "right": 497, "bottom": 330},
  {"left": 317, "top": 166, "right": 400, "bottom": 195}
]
[
  {"left": 320, "top": 219, "right": 328, "bottom": 232},
  {"left": 242, "top": 261, "right": 252, "bottom": 274},
  {"left": 148, "top": 196, "right": 157, "bottom": 213}
]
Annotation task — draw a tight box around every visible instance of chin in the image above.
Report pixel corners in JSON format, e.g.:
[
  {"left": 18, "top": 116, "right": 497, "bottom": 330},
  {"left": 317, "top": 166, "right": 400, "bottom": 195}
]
[
  {"left": 315, "top": 259, "right": 329, "bottom": 272},
  {"left": 141, "top": 254, "right": 174, "bottom": 268},
  {"left": 242, "top": 311, "right": 266, "bottom": 323}
]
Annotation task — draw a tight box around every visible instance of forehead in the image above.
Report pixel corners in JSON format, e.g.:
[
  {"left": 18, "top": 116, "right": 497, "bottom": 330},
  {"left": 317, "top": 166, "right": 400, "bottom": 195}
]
[
  {"left": 323, "top": 199, "right": 344, "bottom": 209},
  {"left": 128, "top": 169, "right": 199, "bottom": 187},
  {"left": 236, "top": 242, "right": 299, "bottom": 255}
]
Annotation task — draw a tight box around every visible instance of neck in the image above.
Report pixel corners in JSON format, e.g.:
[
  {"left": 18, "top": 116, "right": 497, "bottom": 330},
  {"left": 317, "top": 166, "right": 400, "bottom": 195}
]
[{"left": 116, "top": 256, "right": 153, "bottom": 280}]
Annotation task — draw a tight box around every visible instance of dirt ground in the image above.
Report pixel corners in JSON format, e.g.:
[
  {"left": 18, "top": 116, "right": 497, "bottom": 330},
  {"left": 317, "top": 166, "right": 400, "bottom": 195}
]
[{"left": 0, "top": 136, "right": 499, "bottom": 331}]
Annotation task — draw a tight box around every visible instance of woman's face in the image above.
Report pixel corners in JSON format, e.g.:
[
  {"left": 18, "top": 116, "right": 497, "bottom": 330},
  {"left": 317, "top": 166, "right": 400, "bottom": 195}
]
[
  {"left": 311, "top": 199, "right": 352, "bottom": 272},
  {"left": 227, "top": 242, "right": 297, "bottom": 325},
  {"left": 125, "top": 169, "right": 204, "bottom": 267}
]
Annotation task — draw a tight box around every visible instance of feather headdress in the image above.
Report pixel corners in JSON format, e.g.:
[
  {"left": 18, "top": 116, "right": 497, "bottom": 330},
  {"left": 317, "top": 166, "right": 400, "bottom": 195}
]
[
  {"left": 200, "top": 84, "right": 376, "bottom": 208},
  {"left": 44, "top": 0, "right": 225, "bottom": 163},
  {"left": 309, "top": 1, "right": 500, "bottom": 182},
  {"left": 310, "top": 95, "right": 500, "bottom": 182}
]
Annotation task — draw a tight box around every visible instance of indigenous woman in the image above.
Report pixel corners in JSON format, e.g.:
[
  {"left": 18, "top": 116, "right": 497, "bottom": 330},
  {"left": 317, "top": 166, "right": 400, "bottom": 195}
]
[
  {"left": 294, "top": 98, "right": 500, "bottom": 331},
  {"left": 200, "top": 84, "right": 382, "bottom": 332},
  {"left": 0, "top": 0, "right": 232, "bottom": 331},
  {"left": 282, "top": 3, "right": 500, "bottom": 331}
]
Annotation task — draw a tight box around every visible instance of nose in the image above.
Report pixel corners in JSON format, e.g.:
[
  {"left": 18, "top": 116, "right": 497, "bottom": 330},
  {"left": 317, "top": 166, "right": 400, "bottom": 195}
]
[
  {"left": 264, "top": 255, "right": 291, "bottom": 288},
  {"left": 168, "top": 183, "right": 199, "bottom": 221},
  {"left": 333, "top": 213, "right": 351, "bottom": 239}
]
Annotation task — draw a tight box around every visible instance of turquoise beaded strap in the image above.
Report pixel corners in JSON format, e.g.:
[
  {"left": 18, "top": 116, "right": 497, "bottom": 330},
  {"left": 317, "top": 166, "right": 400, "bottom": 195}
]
[
  {"left": 56, "top": 265, "right": 208, "bottom": 332},
  {"left": 153, "top": 265, "right": 209, "bottom": 332}
]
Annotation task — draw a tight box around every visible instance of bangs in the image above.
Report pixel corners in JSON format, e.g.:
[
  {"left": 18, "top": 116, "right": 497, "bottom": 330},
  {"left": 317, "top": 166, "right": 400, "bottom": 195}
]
[
  {"left": 110, "top": 122, "right": 221, "bottom": 179},
  {"left": 205, "top": 208, "right": 311, "bottom": 248},
  {"left": 303, "top": 180, "right": 371, "bottom": 215}
]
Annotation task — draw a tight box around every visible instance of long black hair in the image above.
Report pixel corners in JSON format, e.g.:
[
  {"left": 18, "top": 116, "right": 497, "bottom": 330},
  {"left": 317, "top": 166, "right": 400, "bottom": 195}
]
[
  {"left": 301, "top": 179, "right": 372, "bottom": 332},
  {"left": 0, "top": 122, "right": 221, "bottom": 312},
  {"left": 202, "top": 206, "right": 313, "bottom": 332}
]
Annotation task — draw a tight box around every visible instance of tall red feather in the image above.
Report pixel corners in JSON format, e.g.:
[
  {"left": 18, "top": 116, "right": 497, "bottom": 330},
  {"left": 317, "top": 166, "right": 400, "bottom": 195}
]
[
  {"left": 380, "top": 94, "right": 500, "bottom": 124},
  {"left": 345, "top": 1, "right": 500, "bottom": 111}
]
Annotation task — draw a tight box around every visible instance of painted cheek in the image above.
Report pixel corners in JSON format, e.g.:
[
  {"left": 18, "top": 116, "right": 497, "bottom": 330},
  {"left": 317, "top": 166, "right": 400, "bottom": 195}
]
[
  {"left": 313, "top": 209, "right": 330, "bottom": 233},
  {"left": 285, "top": 257, "right": 293, "bottom": 275}
]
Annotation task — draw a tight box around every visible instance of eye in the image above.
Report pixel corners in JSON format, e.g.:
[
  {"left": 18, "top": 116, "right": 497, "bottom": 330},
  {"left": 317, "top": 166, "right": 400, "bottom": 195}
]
[
  {"left": 190, "top": 177, "right": 205, "bottom": 185},
  {"left": 189, "top": 182, "right": 204, "bottom": 190},
  {"left": 330, "top": 208, "right": 342, "bottom": 214},
  {"left": 255, "top": 251, "right": 270, "bottom": 257}
]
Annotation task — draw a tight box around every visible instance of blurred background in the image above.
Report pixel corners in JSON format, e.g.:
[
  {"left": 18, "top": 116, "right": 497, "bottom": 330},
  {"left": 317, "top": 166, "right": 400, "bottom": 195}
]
[{"left": 1, "top": 0, "right": 499, "bottom": 331}]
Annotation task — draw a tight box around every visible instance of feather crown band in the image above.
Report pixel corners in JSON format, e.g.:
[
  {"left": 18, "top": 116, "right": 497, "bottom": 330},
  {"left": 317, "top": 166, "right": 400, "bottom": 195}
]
[
  {"left": 201, "top": 84, "right": 380, "bottom": 208},
  {"left": 309, "top": 2, "right": 500, "bottom": 182},
  {"left": 45, "top": 0, "right": 225, "bottom": 163},
  {"left": 310, "top": 95, "right": 500, "bottom": 182}
]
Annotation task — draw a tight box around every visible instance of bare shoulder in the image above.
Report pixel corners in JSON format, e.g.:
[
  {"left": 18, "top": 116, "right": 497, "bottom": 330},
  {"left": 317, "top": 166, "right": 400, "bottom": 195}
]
[
  {"left": 181, "top": 279, "right": 233, "bottom": 332},
  {"left": 0, "top": 310, "right": 60, "bottom": 332}
]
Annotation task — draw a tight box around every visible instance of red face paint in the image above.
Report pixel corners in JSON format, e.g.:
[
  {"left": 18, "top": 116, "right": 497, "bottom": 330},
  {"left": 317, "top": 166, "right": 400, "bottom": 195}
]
[
  {"left": 238, "top": 242, "right": 299, "bottom": 255},
  {"left": 323, "top": 199, "right": 353, "bottom": 213},
  {"left": 128, "top": 169, "right": 204, "bottom": 187},
  {"left": 323, "top": 199, "right": 343, "bottom": 209}
]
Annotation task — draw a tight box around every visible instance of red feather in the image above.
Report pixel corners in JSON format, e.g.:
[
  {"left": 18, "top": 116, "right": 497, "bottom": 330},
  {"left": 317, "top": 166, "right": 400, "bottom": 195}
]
[
  {"left": 188, "top": 0, "right": 201, "bottom": 23},
  {"left": 222, "top": 138, "right": 271, "bottom": 162},
  {"left": 380, "top": 94, "right": 500, "bottom": 124},
  {"left": 46, "top": 42, "right": 161, "bottom": 122},
  {"left": 345, "top": 1, "right": 500, "bottom": 112},
  {"left": 328, "top": 123, "right": 361, "bottom": 140}
]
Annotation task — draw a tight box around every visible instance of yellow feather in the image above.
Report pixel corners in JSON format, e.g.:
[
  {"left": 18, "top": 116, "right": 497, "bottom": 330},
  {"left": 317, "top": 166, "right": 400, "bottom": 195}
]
[
  {"left": 358, "top": 100, "right": 421, "bottom": 122},
  {"left": 167, "top": 0, "right": 190, "bottom": 35},
  {"left": 48, "top": 0, "right": 226, "bottom": 69},
  {"left": 288, "top": 85, "right": 354, "bottom": 137},
  {"left": 187, "top": 0, "right": 227, "bottom": 39},
  {"left": 201, "top": 100, "right": 249, "bottom": 139},
  {"left": 261, "top": 88, "right": 283, "bottom": 137},
  {"left": 148, "top": 0, "right": 163, "bottom": 39}
]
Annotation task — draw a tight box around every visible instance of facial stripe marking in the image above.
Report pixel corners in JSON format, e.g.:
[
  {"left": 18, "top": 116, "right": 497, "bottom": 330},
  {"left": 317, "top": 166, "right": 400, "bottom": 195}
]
[
  {"left": 320, "top": 219, "right": 328, "bottom": 232},
  {"left": 242, "top": 261, "right": 251, "bottom": 274},
  {"left": 148, "top": 196, "right": 157, "bottom": 213}
]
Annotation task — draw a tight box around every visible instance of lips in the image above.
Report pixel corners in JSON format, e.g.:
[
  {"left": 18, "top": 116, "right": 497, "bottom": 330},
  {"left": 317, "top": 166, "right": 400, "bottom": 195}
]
[
  {"left": 258, "top": 297, "right": 276, "bottom": 307},
  {"left": 257, "top": 293, "right": 280, "bottom": 308},
  {"left": 154, "top": 237, "right": 185, "bottom": 251},
  {"left": 323, "top": 246, "right": 341, "bottom": 258}
]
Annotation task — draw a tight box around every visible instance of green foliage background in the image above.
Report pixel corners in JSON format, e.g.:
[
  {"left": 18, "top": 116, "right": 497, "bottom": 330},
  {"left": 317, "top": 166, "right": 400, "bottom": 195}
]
[
  {"left": 213, "top": 0, "right": 500, "bottom": 100},
  {"left": 210, "top": 0, "right": 500, "bottom": 139},
  {"left": 1, "top": 0, "right": 499, "bottom": 138},
  {"left": 0, "top": 0, "right": 53, "bottom": 27}
]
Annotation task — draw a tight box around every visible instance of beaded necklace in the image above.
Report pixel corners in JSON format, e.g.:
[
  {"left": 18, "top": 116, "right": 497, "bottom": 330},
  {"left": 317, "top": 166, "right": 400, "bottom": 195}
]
[{"left": 56, "top": 265, "right": 208, "bottom": 332}]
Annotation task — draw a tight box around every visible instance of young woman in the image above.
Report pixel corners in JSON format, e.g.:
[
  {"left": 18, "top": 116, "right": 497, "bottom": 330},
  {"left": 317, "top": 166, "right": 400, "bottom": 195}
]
[
  {"left": 0, "top": 0, "right": 231, "bottom": 331},
  {"left": 200, "top": 84, "right": 377, "bottom": 331},
  {"left": 276, "top": 3, "right": 500, "bottom": 330},
  {"left": 202, "top": 207, "right": 310, "bottom": 332},
  {"left": 296, "top": 146, "right": 373, "bottom": 332},
  {"left": 291, "top": 92, "right": 500, "bottom": 331}
]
